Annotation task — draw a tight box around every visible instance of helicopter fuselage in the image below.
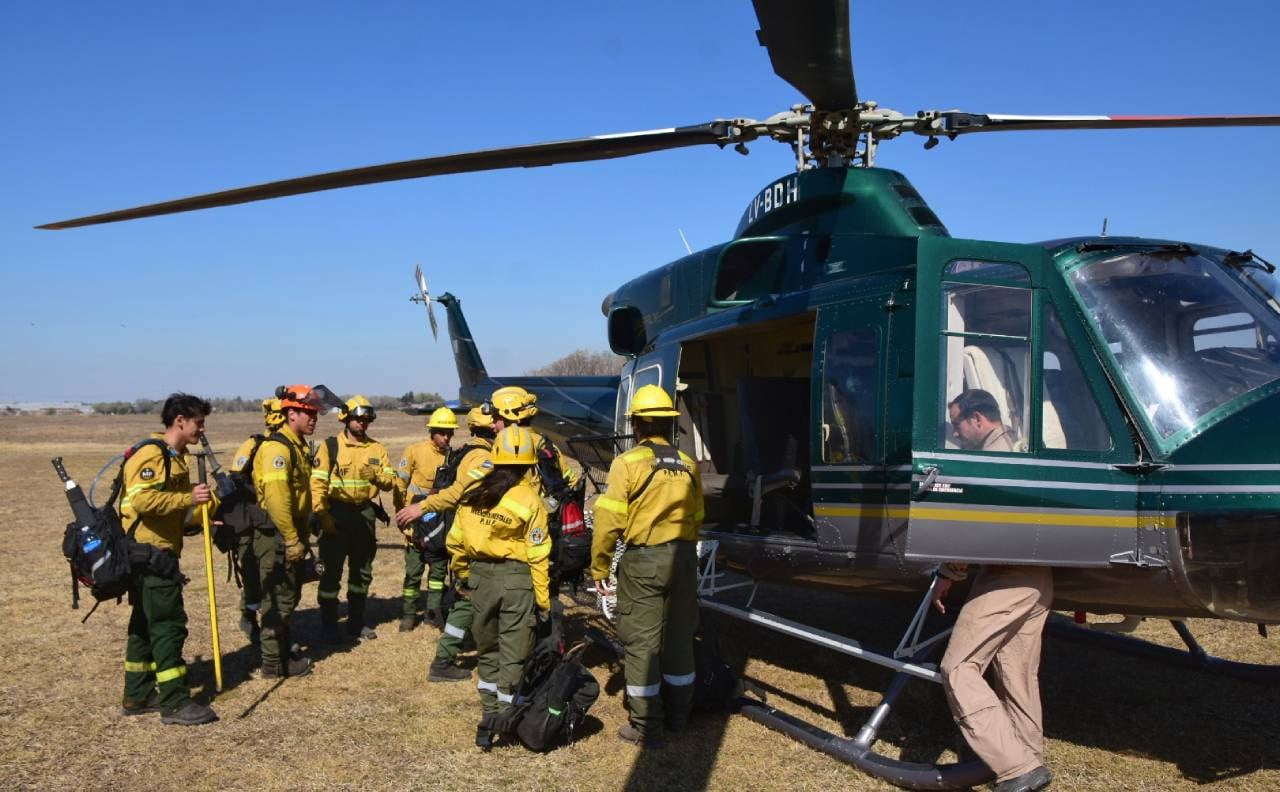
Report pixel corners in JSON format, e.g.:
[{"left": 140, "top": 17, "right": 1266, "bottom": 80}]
[{"left": 596, "top": 166, "right": 1280, "bottom": 625}]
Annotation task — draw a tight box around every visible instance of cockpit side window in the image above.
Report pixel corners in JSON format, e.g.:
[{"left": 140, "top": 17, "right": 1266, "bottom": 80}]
[{"left": 940, "top": 262, "right": 1031, "bottom": 452}]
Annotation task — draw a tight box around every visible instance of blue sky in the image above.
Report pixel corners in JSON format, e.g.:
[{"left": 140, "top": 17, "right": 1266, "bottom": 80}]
[{"left": 3, "top": 1, "right": 1278, "bottom": 402}]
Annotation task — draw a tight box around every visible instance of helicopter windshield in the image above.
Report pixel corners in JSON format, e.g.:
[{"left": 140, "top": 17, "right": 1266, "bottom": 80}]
[{"left": 1070, "top": 250, "right": 1280, "bottom": 440}]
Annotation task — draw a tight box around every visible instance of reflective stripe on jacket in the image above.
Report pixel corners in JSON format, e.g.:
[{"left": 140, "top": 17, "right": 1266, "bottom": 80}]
[
  {"left": 449, "top": 478, "right": 551, "bottom": 610},
  {"left": 589, "top": 436, "right": 704, "bottom": 580},
  {"left": 253, "top": 425, "right": 312, "bottom": 545}
]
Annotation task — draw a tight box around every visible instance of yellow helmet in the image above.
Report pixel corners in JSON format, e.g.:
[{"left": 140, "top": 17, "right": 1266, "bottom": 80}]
[
  {"left": 426, "top": 407, "right": 458, "bottom": 431},
  {"left": 491, "top": 385, "right": 533, "bottom": 421},
  {"left": 338, "top": 394, "right": 376, "bottom": 422},
  {"left": 491, "top": 426, "right": 537, "bottom": 465},
  {"left": 466, "top": 402, "right": 497, "bottom": 430},
  {"left": 261, "top": 397, "right": 285, "bottom": 430},
  {"left": 627, "top": 384, "right": 680, "bottom": 417}
]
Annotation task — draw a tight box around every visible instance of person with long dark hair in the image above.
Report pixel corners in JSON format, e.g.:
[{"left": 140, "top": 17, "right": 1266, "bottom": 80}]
[{"left": 447, "top": 425, "right": 551, "bottom": 749}]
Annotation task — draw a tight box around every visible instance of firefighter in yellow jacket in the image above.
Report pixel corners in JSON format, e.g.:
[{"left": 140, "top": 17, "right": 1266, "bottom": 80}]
[
  {"left": 253, "top": 384, "right": 322, "bottom": 678},
  {"left": 396, "top": 402, "right": 498, "bottom": 682},
  {"left": 120, "top": 393, "right": 219, "bottom": 725},
  {"left": 226, "top": 396, "right": 286, "bottom": 644},
  {"left": 591, "top": 384, "right": 704, "bottom": 748},
  {"left": 393, "top": 407, "right": 457, "bottom": 631},
  {"left": 490, "top": 386, "right": 579, "bottom": 499},
  {"left": 448, "top": 425, "right": 550, "bottom": 750},
  {"left": 313, "top": 395, "right": 397, "bottom": 642}
]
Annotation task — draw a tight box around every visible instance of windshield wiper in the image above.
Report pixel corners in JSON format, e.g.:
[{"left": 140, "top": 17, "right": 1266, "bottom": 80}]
[
  {"left": 1224, "top": 248, "right": 1276, "bottom": 274},
  {"left": 1076, "top": 241, "right": 1197, "bottom": 257}
]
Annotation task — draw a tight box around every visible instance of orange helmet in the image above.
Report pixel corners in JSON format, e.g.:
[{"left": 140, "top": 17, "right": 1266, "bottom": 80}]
[{"left": 276, "top": 384, "right": 323, "bottom": 413}]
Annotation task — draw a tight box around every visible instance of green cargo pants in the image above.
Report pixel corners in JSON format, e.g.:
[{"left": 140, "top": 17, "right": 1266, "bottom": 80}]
[
  {"left": 402, "top": 547, "right": 448, "bottom": 617},
  {"left": 616, "top": 540, "right": 699, "bottom": 737},
  {"left": 468, "top": 561, "right": 536, "bottom": 715},
  {"left": 124, "top": 569, "right": 191, "bottom": 713},
  {"left": 319, "top": 500, "right": 378, "bottom": 631},
  {"left": 234, "top": 506, "right": 269, "bottom": 614},
  {"left": 255, "top": 527, "right": 303, "bottom": 667},
  {"left": 435, "top": 593, "right": 473, "bottom": 662}
]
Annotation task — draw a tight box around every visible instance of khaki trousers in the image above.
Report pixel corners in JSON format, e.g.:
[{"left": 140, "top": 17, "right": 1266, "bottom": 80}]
[{"left": 940, "top": 565, "right": 1053, "bottom": 782}]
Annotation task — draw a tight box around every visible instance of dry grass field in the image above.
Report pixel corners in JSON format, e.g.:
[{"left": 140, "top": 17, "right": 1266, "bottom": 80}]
[{"left": 2, "top": 411, "right": 1279, "bottom": 790}]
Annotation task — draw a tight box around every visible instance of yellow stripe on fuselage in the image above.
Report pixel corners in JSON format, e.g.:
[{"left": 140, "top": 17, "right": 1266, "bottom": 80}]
[{"left": 813, "top": 504, "right": 1176, "bottom": 530}]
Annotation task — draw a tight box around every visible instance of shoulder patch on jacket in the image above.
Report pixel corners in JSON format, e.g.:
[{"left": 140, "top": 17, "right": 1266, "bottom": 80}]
[
  {"left": 529, "top": 527, "right": 546, "bottom": 545},
  {"left": 272, "top": 455, "right": 287, "bottom": 469},
  {"left": 235, "top": 455, "right": 248, "bottom": 468},
  {"left": 140, "top": 467, "right": 155, "bottom": 480}
]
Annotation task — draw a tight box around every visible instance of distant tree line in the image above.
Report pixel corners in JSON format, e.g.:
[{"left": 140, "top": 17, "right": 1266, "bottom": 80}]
[
  {"left": 91, "top": 392, "right": 445, "bottom": 415},
  {"left": 525, "top": 349, "right": 624, "bottom": 377}
]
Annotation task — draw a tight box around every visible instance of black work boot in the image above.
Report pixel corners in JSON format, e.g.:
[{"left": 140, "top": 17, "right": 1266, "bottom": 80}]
[
  {"left": 475, "top": 714, "right": 495, "bottom": 752},
  {"left": 347, "top": 595, "right": 376, "bottom": 640},
  {"left": 239, "top": 609, "right": 260, "bottom": 645},
  {"left": 993, "top": 766, "right": 1053, "bottom": 792},
  {"left": 424, "top": 608, "right": 444, "bottom": 630},
  {"left": 121, "top": 689, "right": 160, "bottom": 716},
  {"left": 160, "top": 701, "right": 218, "bottom": 726},
  {"left": 399, "top": 614, "right": 417, "bottom": 632},
  {"left": 617, "top": 723, "right": 666, "bottom": 749},
  {"left": 261, "top": 656, "right": 314, "bottom": 679},
  {"left": 428, "top": 658, "right": 471, "bottom": 682}
]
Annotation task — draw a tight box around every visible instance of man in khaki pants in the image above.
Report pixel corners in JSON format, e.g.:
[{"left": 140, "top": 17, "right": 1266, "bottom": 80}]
[{"left": 933, "top": 563, "right": 1054, "bottom": 792}]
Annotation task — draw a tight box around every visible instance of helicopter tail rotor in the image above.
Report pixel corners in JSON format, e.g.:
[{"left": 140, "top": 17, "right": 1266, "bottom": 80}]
[{"left": 412, "top": 263, "right": 439, "bottom": 341}]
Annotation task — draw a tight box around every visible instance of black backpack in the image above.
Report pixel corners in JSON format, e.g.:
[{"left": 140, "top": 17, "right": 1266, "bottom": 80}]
[
  {"left": 58, "top": 439, "right": 178, "bottom": 617},
  {"left": 514, "top": 642, "right": 600, "bottom": 751},
  {"left": 410, "top": 443, "right": 480, "bottom": 558},
  {"left": 492, "top": 605, "right": 600, "bottom": 750}
]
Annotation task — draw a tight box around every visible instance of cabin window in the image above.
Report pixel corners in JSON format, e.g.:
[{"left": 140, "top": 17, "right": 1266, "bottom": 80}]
[
  {"left": 940, "top": 266, "right": 1031, "bottom": 452},
  {"left": 821, "top": 329, "right": 879, "bottom": 463},
  {"left": 712, "top": 238, "right": 787, "bottom": 305},
  {"left": 1042, "top": 304, "right": 1112, "bottom": 451}
]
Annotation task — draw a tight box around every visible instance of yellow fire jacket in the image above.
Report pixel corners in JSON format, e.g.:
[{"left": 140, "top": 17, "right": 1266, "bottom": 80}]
[
  {"left": 415, "top": 439, "right": 493, "bottom": 514},
  {"left": 120, "top": 433, "right": 211, "bottom": 556},
  {"left": 311, "top": 431, "right": 396, "bottom": 511},
  {"left": 393, "top": 438, "right": 449, "bottom": 511},
  {"left": 447, "top": 477, "right": 551, "bottom": 610},
  {"left": 589, "top": 436, "right": 704, "bottom": 581},
  {"left": 253, "top": 425, "right": 313, "bottom": 546}
]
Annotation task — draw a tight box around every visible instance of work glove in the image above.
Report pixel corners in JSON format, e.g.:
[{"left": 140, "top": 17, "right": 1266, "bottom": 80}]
[
  {"left": 359, "top": 464, "right": 380, "bottom": 481},
  {"left": 454, "top": 578, "right": 472, "bottom": 600},
  {"left": 284, "top": 538, "right": 306, "bottom": 564},
  {"left": 316, "top": 512, "right": 336, "bottom": 536}
]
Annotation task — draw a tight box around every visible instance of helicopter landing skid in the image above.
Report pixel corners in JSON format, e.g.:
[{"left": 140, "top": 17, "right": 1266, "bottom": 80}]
[
  {"left": 696, "top": 541, "right": 992, "bottom": 791},
  {"left": 1047, "top": 615, "right": 1280, "bottom": 683}
]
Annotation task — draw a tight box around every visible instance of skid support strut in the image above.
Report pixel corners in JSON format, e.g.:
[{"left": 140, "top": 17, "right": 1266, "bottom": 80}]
[{"left": 697, "top": 543, "right": 992, "bottom": 790}]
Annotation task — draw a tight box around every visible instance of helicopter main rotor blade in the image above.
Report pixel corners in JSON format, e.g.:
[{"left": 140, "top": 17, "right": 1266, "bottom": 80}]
[
  {"left": 934, "top": 112, "right": 1280, "bottom": 136},
  {"left": 38, "top": 123, "right": 734, "bottom": 230},
  {"left": 752, "top": 0, "right": 856, "bottom": 110}
]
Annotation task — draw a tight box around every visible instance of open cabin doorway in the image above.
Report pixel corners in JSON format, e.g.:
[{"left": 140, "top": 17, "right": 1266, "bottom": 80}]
[{"left": 676, "top": 311, "right": 817, "bottom": 538}]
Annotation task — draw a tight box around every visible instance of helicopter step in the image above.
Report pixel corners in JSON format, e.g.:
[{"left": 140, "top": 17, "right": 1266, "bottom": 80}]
[
  {"left": 1047, "top": 616, "right": 1280, "bottom": 684},
  {"left": 696, "top": 540, "right": 993, "bottom": 791}
]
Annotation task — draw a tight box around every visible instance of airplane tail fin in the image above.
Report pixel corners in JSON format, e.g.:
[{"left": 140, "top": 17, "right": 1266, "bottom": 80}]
[{"left": 437, "top": 292, "right": 488, "bottom": 388}]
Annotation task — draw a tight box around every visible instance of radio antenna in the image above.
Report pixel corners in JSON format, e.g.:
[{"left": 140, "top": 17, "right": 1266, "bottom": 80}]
[{"left": 678, "top": 228, "right": 693, "bottom": 255}]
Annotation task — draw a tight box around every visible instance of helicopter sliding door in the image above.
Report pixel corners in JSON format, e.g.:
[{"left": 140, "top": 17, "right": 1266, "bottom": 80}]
[{"left": 905, "top": 237, "right": 1138, "bottom": 567}]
